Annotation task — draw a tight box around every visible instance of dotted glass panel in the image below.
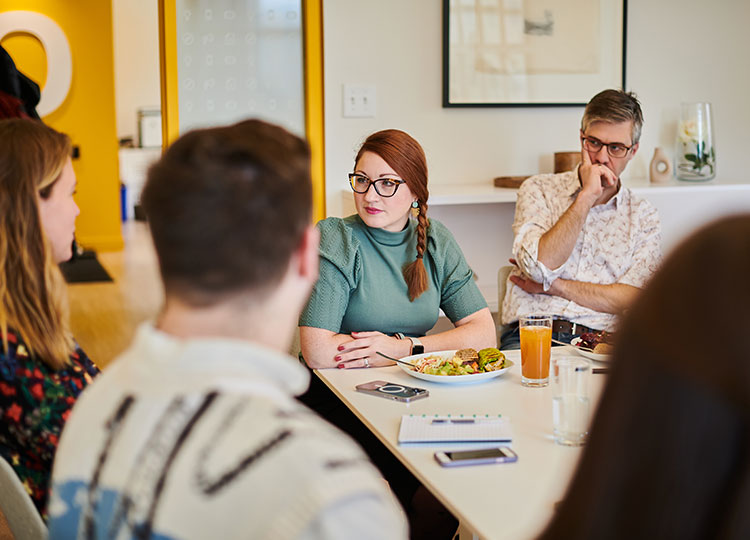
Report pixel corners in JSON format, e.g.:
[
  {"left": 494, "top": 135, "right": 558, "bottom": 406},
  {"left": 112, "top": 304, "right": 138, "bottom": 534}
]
[{"left": 176, "top": 0, "right": 304, "bottom": 136}]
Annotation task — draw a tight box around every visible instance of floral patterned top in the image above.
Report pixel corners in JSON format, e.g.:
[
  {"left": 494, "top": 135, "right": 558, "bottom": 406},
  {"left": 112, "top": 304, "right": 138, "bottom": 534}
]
[
  {"left": 0, "top": 328, "right": 99, "bottom": 520},
  {"left": 502, "top": 169, "right": 661, "bottom": 331}
]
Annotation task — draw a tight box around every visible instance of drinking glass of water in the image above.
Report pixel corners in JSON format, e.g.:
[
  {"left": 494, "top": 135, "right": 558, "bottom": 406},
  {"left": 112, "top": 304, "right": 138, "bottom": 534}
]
[{"left": 552, "top": 356, "right": 591, "bottom": 446}]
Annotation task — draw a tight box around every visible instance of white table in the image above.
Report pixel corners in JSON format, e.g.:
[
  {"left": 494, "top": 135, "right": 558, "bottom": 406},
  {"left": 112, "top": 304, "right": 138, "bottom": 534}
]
[{"left": 314, "top": 349, "right": 606, "bottom": 540}]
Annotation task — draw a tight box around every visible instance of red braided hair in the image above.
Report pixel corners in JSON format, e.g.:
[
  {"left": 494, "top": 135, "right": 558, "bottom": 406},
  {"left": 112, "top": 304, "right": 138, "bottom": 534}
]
[{"left": 355, "top": 129, "right": 429, "bottom": 301}]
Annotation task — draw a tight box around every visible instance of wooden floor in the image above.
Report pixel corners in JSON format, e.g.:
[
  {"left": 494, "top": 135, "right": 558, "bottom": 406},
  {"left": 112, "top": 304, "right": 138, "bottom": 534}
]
[{"left": 67, "top": 221, "right": 162, "bottom": 369}]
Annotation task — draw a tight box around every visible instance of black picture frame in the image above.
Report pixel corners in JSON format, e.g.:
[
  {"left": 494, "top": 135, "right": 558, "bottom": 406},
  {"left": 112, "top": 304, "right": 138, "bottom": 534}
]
[{"left": 443, "top": 0, "right": 627, "bottom": 107}]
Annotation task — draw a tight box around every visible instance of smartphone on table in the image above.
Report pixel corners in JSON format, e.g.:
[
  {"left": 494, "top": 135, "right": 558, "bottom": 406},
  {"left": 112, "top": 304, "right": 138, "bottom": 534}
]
[
  {"left": 434, "top": 447, "right": 518, "bottom": 467},
  {"left": 355, "top": 380, "right": 429, "bottom": 403}
]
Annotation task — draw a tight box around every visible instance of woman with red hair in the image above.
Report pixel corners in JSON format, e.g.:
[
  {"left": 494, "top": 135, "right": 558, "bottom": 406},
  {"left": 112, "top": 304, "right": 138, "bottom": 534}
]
[
  {"left": 298, "top": 129, "right": 494, "bottom": 536},
  {"left": 300, "top": 129, "right": 495, "bottom": 368}
]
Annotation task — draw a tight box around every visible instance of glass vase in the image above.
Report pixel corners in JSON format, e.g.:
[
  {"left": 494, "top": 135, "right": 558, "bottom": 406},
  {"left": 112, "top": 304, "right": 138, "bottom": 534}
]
[{"left": 675, "top": 102, "right": 715, "bottom": 181}]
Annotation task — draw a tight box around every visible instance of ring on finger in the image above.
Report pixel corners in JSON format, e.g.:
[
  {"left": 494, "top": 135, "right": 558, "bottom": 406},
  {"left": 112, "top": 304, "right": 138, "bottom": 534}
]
[{"left": 364, "top": 358, "right": 370, "bottom": 368}]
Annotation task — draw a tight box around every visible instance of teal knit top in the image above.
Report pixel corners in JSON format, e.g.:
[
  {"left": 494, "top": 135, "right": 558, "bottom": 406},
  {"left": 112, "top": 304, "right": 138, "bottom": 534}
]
[{"left": 299, "top": 215, "right": 487, "bottom": 337}]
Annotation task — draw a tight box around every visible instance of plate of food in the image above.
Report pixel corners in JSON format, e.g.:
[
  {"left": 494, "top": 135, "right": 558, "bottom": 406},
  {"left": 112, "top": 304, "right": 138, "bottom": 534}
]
[
  {"left": 396, "top": 348, "right": 513, "bottom": 385},
  {"left": 570, "top": 332, "right": 615, "bottom": 362}
]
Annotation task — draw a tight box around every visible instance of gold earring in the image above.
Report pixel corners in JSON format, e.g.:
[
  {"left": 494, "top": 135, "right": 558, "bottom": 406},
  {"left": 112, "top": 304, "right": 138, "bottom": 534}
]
[{"left": 411, "top": 200, "right": 420, "bottom": 218}]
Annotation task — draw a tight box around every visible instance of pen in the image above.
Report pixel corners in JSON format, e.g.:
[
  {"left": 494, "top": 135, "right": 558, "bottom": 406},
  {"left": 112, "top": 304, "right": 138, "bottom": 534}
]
[{"left": 592, "top": 368, "right": 610, "bottom": 374}]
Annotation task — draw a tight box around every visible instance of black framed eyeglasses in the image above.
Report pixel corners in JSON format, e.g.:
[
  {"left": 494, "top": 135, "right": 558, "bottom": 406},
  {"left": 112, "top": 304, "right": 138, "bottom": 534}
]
[
  {"left": 348, "top": 173, "right": 406, "bottom": 198},
  {"left": 581, "top": 135, "right": 634, "bottom": 158}
]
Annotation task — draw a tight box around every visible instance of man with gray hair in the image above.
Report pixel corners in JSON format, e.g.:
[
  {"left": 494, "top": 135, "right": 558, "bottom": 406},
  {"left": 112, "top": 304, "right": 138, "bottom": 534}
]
[{"left": 500, "top": 89, "right": 661, "bottom": 349}]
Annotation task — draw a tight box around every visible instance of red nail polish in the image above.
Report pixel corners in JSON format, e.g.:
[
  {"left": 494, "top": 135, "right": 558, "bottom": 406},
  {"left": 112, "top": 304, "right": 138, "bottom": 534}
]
[
  {"left": 337, "top": 345, "right": 344, "bottom": 351},
  {"left": 337, "top": 363, "right": 345, "bottom": 369},
  {"left": 334, "top": 355, "right": 341, "bottom": 361}
]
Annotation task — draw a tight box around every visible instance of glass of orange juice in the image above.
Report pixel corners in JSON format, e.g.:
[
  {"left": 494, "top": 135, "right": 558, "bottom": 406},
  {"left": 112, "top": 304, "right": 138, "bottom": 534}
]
[{"left": 520, "top": 314, "right": 552, "bottom": 387}]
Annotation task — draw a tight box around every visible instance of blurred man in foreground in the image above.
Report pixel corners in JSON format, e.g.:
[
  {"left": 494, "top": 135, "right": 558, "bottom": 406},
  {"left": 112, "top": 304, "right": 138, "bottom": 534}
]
[{"left": 48, "top": 120, "right": 407, "bottom": 539}]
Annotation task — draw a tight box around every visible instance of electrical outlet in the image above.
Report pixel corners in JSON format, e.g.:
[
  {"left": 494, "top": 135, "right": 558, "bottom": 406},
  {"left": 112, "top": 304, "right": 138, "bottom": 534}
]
[{"left": 343, "top": 84, "right": 376, "bottom": 118}]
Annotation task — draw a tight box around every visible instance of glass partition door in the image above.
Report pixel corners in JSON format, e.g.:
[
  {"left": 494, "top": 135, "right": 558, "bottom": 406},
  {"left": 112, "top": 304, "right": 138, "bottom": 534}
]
[
  {"left": 159, "top": 0, "right": 325, "bottom": 219},
  {"left": 175, "top": 0, "right": 304, "bottom": 136}
]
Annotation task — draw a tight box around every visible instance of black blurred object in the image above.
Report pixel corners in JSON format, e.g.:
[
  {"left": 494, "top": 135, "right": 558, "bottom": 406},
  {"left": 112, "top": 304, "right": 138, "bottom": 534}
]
[
  {"left": 134, "top": 204, "right": 147, "bottom": 221},
  {"left": 0, "top": 91, "right": 27, "bottom": 118},
  {"left": 60, "top": 243, "right": 113, "bottom": 284},
  {"left": 71, "top": 145, "right": 80, "bottom": 159},
  {"left": 0, "top": 44, "right": 41, "bottom": 119}
]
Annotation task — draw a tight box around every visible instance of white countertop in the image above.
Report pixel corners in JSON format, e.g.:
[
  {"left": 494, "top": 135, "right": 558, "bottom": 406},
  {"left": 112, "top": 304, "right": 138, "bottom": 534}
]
[
  {"left": 315, "top": 349, "right": 607, "bottom": 540},
  {"left": 627, "top": 177, "right": 750, "bottom": 194}
]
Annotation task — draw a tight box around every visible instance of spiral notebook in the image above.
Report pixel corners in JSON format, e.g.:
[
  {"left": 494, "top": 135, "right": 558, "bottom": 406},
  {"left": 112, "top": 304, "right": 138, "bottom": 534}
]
[{"left": 398, "top": 414, "right": 512, "bottom": 445}]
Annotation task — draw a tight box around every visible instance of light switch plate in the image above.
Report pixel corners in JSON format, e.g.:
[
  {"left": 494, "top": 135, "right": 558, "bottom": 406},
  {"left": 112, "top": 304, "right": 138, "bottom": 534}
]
[{"left": 343, "top": 84, "right": 376, "bottom": 118}]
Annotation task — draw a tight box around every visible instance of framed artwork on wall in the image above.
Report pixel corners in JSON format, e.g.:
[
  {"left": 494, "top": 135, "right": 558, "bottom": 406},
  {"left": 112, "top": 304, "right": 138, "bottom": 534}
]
[{"left": 443, "top": 0, "right": 627, "bottom": 107}]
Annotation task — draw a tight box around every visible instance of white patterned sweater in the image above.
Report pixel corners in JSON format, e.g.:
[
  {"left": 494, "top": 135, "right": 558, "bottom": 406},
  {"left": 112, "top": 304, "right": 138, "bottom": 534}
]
[{"left": 48, "top": 323, "right": 408, "bottom": 540}]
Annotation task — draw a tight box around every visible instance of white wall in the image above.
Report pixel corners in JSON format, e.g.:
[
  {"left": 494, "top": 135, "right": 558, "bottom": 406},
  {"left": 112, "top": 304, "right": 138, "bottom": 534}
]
[
  {"left": 323, "top": 0, "right": 750, "bottom": 217},
  {"left": 112, "top": 0, "right": 160, "bottom": 143},
  {"left": 626, "top": 1, "right": 750, "bottom": 183}
]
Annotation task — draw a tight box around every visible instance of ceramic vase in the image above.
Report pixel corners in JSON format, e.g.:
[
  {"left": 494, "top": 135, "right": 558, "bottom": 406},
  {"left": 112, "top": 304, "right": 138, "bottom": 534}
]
[{"left": 649, "top": 147, "right": 673, "bottom": 184}]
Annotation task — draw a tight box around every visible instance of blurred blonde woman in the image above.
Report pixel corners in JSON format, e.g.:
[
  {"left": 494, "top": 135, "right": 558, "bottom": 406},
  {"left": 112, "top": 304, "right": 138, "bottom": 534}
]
[{"left": 0, "top": 119, "right": 99, "bottom": 519}]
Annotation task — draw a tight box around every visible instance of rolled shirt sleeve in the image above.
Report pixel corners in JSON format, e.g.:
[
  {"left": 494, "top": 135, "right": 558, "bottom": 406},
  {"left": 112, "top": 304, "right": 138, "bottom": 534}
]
[{"left": 512, "top": 175, "right": 570, "bottom": 290}]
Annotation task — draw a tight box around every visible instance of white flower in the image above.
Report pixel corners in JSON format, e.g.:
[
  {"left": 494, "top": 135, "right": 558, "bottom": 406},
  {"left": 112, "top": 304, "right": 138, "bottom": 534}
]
[{"left": 678, "top": 119, "right": 699, "bottom": 144}]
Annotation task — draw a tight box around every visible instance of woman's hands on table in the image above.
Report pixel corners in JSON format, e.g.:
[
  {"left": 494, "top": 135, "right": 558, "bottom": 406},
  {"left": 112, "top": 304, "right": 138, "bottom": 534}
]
[
  {"left": 300, "top": 308, "right": 496, "bottom": 369},
  {"left": 300, "top": 326, "right": 412, "bottom": 369},
  {"left": 334, "top": 331, "right": 412, "bottom": 369}
]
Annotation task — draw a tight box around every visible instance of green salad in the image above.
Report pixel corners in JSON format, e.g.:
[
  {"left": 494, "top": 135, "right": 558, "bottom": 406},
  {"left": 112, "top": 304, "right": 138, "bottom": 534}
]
[{"left": 415, "top": 348, "right": 506, "bottom": 376}]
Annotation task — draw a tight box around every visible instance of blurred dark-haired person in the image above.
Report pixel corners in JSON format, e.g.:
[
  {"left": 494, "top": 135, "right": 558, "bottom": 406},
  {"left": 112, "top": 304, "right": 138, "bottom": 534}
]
[
  {"left": 501, "top": 89, "right": 661, "bottom": 349},
  {"left": 48, "top": 120, "right": 407, "bottom": 539},
  {"left": 538, "top": 214, "right": 750, "bottom": 540},
  {"left": 0, "top": 119, "right": 99, "bottom": 521}
]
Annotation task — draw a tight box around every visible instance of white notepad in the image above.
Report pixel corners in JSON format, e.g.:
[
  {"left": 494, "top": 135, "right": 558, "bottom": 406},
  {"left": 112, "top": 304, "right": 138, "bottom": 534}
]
[{"left": 398, "top": 414, "right": 512, "bottom": 445}]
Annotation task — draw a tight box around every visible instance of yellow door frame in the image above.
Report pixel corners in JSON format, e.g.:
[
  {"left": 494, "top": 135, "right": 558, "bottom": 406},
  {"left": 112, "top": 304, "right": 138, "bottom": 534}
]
[
  {"left": 302, "top": 0, "right": 326, "bottom": 221},
  {"left": 157, "top": 0, "right": 326, "bottom": 221},
  {"left": 157, "top": 0, "right": 180, "bottom": 149}
]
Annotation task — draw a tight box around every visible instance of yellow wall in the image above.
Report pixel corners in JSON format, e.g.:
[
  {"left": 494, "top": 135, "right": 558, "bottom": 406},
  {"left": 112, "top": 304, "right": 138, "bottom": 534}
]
[{"left": 1, "top": 1, "right": 122, "bottom": 250}]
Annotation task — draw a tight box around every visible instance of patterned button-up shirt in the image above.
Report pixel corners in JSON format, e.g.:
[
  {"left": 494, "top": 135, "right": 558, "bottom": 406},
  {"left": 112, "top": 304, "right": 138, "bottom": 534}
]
[{"left": 501, "top": 169, "right": 661, "bottom": 331}]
